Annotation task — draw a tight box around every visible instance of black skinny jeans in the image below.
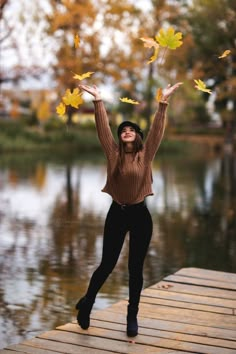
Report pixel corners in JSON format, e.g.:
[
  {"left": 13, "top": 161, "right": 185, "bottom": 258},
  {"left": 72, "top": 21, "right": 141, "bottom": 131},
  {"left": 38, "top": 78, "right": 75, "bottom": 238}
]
[{"left": 85, "top": 200, "right": 153, "bottom": 309}]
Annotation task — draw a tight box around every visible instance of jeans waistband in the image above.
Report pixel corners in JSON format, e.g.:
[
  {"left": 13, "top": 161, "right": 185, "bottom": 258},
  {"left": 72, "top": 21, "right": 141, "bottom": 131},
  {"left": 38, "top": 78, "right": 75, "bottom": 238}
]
[{"left": 112, "top": 200, "right": 146, "bottom": 210}]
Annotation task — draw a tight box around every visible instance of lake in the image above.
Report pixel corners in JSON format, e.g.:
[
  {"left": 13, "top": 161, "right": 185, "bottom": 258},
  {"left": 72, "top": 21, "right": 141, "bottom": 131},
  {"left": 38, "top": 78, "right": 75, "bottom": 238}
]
[{"left": 0, "top": 149, "right": 235, "bottom": 348}]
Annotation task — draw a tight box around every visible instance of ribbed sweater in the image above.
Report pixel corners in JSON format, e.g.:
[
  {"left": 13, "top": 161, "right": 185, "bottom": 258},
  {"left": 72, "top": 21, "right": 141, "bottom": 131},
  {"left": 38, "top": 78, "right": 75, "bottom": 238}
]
[{"left": 93, "top": 100, "right": 168, "bottom": 205}]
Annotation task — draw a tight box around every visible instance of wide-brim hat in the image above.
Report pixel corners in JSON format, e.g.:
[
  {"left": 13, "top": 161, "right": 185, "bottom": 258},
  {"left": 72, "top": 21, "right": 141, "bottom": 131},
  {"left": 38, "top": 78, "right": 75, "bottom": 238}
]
[{"left": 117, "top": 121, "right": 144, "bottom": 140}]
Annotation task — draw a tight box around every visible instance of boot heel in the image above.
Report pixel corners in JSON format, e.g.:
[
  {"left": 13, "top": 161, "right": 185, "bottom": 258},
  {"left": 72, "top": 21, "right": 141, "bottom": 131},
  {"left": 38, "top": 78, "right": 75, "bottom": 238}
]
[
  {"left": 126, "top": 306, "right": 138, "bottom": 337},
  {"left": 75, "top": 296, "right": 94, "bottom": 330}
]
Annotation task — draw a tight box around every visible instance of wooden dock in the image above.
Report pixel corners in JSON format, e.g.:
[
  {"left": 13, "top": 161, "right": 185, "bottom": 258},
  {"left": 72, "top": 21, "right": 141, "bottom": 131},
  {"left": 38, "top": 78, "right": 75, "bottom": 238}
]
[{"left": 1, "top": 267, "right": 236, "bottom": 353}]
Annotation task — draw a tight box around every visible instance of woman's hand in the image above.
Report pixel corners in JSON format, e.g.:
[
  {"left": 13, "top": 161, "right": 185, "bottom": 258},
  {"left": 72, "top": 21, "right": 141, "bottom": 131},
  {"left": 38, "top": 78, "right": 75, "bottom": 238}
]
[
  {"left": 79, "top": 84, "right": 101, "bottom": 100},
  {"left": 162, "top": 82, "right": 183, "bottom": 102}
]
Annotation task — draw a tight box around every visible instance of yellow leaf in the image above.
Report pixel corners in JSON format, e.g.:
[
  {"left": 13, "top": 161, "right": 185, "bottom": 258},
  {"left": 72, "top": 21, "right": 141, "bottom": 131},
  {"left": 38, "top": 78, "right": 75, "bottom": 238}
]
[
  {"left": 62, "top": 88, "right": 84, "bottom": 108},
  {"left": 140, "top": 37, "right": 159, "bottom": 49},
  {"left": 56, "top": 102, "right": 66, "bottom": 116},
  {"left": 155, "top": 88, "right": 163, "bottom": 102},
  {"left": 140, "top": 37, "right": 159, "bottom": 64},
  {"left": 72, "top": 71, "right": 95, "bottom": 80},
  {"left": 218, "top": 49, "right": 231, "bottom": 59},
  {"left": 119, "top": 97, "right": 139, "bottom": 105},
  {"left": 194, "top": 79, "right": 212, "bottom": 94},
  {"left": 155, "top": 27, "right": 183, "bottom": 50},
  {"left": 74, "top": 34, "right": 80, "bottom": 49},
  {"left": 148, "top": 47, "right": 159, "bottom": 64}
]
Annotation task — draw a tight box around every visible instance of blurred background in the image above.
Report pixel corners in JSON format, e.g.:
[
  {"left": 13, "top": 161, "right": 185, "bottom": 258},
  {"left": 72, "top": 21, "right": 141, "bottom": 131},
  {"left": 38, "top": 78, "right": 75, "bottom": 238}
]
[{"left": 0, "top": 0, "right": 236, "bottom": 349}]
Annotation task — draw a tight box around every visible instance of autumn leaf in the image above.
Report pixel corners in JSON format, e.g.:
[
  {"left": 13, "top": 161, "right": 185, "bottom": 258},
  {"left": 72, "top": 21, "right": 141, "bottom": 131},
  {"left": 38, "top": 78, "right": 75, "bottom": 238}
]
[
  {"left": 56, "top": 102, "right": 66, "bottom": 116},
  {"left": 119, "top": 97, "right": 139, "bottom": 105},
  {"left": 155, "top": 27, "right": 183, "bottom": 50},
  {"left": 218, "top": 49, "right": 231, "bottom": 59},
  {"left": 74, "top": 34, "right": 80, "bottom": 49},
  {"left": 72, "top": 71, "right": 95, "bottom": 80},
  {"left": 147, "top": 47, "right": 159, "bottom": 64},
  {"left": 140, "top": 37, "right": 159, "bottom": 49},
  {"left": 194, "top": 79, "right": 212, "bottom": 94},
  {"left": 155, "top": 88, "right": 163, "bottom": 102},
  {"left": 140, "top": 37, "right": 159, "bottom": 64},
  {"left": 62, "top": 88, "right": 84, "bottom": 108}
]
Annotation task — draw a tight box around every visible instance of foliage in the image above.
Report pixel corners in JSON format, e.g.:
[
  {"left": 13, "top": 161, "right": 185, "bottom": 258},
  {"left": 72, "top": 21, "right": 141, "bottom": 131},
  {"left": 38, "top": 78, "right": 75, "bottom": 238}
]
[
  {"left": 194, "top": 79, "right": 212, "bottom": 95},
  {"left": 155, "top": 27, "right": 183, "bottom": 50},
  {"left": 119, "top": 97, "right": 139, "bottom": 105}
]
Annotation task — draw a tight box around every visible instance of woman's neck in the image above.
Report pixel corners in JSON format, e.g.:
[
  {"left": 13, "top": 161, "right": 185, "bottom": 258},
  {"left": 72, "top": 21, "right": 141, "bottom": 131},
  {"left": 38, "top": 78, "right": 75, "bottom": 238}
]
[{"left": 124, "top": 142, "right": 134, "bottom": 153}]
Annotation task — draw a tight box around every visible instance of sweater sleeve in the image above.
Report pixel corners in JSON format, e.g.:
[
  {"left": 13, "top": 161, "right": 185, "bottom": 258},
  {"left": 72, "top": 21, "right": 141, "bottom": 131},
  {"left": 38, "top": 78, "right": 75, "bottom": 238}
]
[
  {"left": 93, "top": 100, "right": 117, "bottom": 157},
  {"left": 144, "top": 101, "right": 168, "bottom": 161}
]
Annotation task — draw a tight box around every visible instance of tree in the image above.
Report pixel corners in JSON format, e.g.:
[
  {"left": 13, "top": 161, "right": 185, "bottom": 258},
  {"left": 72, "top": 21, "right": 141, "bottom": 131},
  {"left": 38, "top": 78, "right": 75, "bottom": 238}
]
[
  {"left": 183, "top": 0, "right": 236, "bottom": 140},
  {"left": 0, "top": 0, "right": 51, "bottom": 85}
]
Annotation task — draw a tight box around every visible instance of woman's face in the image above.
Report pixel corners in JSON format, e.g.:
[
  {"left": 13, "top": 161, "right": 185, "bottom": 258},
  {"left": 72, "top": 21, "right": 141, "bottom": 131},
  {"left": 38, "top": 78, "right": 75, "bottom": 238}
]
[{"left": 120, "top": 126, "right": 136, "bottom": 143}]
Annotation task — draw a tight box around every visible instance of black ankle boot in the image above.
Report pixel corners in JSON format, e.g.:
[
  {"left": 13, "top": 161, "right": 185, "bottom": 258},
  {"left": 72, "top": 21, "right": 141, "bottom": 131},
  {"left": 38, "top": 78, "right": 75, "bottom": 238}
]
[
  {"left": 126, "top": 306, "right": 138, "bottom": 337},
  {"left": 75, "top": 296, "right": 94, "bottom": 330}
]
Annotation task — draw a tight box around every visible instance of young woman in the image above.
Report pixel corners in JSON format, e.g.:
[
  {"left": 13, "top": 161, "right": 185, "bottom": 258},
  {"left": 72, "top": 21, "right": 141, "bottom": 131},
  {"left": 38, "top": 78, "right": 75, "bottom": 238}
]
[{"left": 76, "top": 82, "right": 182, "bottom": 337}]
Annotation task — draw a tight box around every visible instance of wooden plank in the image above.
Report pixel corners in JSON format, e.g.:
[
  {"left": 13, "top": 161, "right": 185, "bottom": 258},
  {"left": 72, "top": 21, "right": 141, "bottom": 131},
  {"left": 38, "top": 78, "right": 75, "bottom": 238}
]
[
  {"left": 176, "top": 267, "right": 236, "bottom": 283},
  {"left": 142, "top": 287, "right": 236, "bottom": 310},
  {"left": 104, "top": 301, "right": 236, "bottom": 330},
  {"left": 38, "top": 329, "right": 184, "bottom": 353},
  {"left": 90, "top": 310, "right": 236, "bottom": 341},
  {"left": 59, "top": 322, "right": 236, "bottom": 350},
  {"left": 140, "top": 293, "right": 233, "bottom": 314},
  {"left": 4, "top": 343, "right": 59, "bottom": 353},
  {"left": 164, "top": 274, "right": 236, "bottom": 291},
  {"left": 151, "top": 281, "right": 236, "bottom": 300},
  {"left": 55, "top": 323, "right": 236, "bottom": 354},
  {"left": 14, "top": 337, "right": 115, "bottom": 354}
]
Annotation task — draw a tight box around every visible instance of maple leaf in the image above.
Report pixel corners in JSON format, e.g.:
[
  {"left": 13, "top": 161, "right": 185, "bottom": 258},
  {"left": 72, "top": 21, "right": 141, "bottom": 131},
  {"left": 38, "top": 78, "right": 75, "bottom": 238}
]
[
  {"left": 155, "top": 27, "right": 183, "bottom": 50},
  {"left": 148, "top": 47, "right": 159, "bottom": 64},
  {"left": 155, "top": 88, "right": 163, "bottom": 102},
  {"left": 218, "top": 49, "right": 231, "bottom": 59},
  {"left": 119, "top": 97, "right": 139, "bottom": 105},
  {"left": 62, "top": 88, "right": 84, "bottom": 108},
  {"left": 194, "top": 79, "right": 212, "bottom": 94},
  {"left": 56, "top": 102, "right": 66, "bottom": 116},
  {"left": 140, "top": 37, "right": 159, "bottom": 64},
  {"left": 140, "top": 37, "right": 159, "bottom": 49},
  {"left": 72, "top": 71, "right": 95, "bottom": 80},
  {"left": 74, "top": 34, "right": 80, "bottom": 49}
]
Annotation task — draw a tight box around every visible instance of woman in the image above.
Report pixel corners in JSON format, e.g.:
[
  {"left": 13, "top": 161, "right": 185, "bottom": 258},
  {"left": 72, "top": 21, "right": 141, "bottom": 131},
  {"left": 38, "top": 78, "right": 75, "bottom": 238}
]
[{"left": 76, "top": 82, "right": 182, "bottom": 337}]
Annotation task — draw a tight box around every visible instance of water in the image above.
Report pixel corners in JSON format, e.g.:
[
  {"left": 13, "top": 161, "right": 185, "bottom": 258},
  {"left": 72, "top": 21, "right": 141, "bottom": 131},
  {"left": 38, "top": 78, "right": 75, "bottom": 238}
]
[{"left": 0, "top": 150, "right": 235, "bottom": 348}]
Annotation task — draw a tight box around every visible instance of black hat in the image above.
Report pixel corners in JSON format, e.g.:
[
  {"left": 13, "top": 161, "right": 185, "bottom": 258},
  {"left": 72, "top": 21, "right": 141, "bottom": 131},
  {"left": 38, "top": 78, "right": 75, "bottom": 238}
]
[{"left": 117, "top": 121, "right": 144, "bottom": 140}]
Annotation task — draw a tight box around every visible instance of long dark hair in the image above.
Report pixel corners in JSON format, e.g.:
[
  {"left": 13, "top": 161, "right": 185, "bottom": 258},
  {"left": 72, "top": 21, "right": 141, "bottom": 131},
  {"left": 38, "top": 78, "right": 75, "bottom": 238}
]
[{"left": 117, "top": 133, "right": 143, "bottom": 170}]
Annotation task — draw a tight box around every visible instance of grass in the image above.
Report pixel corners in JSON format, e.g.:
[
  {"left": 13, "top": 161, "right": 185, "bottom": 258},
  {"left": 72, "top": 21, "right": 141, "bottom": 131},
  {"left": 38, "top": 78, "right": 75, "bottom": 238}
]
[
  {"left": 0, "top": 121, "right": 101, "bottom": 153},
  {"left": 0, "top": 120, "right": 216, "bottom": 155}
]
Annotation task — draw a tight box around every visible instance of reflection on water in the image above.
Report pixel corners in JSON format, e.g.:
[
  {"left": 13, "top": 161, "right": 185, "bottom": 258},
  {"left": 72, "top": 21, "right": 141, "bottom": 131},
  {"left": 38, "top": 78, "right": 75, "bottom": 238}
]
[{"left": 0, "top": 151, "right": 235, "bottom": 348}]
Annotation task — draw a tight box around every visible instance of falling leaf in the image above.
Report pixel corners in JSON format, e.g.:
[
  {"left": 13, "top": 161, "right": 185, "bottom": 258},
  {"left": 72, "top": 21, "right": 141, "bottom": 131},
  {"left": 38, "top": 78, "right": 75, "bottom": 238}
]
[
  {"left": 218, "top": 49, "right": 231, "bottom": 59},
  {"left": 155, "top": 88, "right": 163, "bottom": 102},
  {"left": 155, "top": 27, "right": 183, "bottom": 50},
  {"left": 148, "top": 47, "right": 159, "bottom": 64},
  {"left": 140, "top": 37, "right": 159, "bottom": 64},
  {"left": 119, "top": 97, "right": 139, "bottom": 105},
  {"left": 74, "top": 34, "right": 80, "bottom": 48},
  {"left": 56, "top": 102, "right": 66, "bottom": 116},
  {"left": 62, "top": 88, "right": 84, "bottom": 108},
  {"left": 194, "top": 79, "right": 212, "bottom": 94},
  {"left": 140, "top": 37, "right": 159, "bottom": 49},
  {"left": 72, "top": 71, "right": 95, "bottom": 80}
]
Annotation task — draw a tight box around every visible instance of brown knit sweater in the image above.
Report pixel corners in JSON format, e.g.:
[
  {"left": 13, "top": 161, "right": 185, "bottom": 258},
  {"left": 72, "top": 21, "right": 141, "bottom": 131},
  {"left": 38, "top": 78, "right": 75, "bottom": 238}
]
[{"left": 93, "top": 100, "right": 168, "bottom": 205}]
